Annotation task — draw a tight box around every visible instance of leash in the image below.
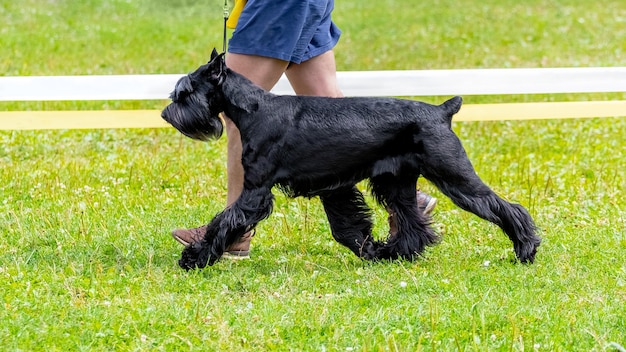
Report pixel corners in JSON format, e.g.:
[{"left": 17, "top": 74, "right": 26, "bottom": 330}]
[
  {"left": 222, "top": 0, "right": 246, "bottom": 53},
  {"left": 222, "top": 0, "right": 229, "bottom": 53}
]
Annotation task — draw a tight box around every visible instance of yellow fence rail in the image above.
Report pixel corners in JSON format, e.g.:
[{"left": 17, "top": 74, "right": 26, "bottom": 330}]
[{"left": 1, "top": 67, "right": 625, "bottom": 130}]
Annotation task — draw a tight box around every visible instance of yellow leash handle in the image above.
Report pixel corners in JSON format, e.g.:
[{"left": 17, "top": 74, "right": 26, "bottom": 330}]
[{"left": 226, "top": 0, "right": 247, "bottom": 29}]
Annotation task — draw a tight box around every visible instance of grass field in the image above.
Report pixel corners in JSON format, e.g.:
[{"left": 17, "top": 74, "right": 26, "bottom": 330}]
[{"left": 1, "top": 0, "right": 626, "bottom": 350}]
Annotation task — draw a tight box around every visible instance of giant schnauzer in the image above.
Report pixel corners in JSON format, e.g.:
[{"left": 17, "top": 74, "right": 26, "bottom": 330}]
[{"left": 162, "top": 49, "right": 541, "bottom": 270}]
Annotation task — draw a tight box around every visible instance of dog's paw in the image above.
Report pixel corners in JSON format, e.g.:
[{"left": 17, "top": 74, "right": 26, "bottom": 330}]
[
  {"left": 359, "top": 240, "right": 385, "bottom": 261},
  {"left": 178, "top": 257, "right": 196, "bottom": 271},
  {"left": 515, "top": 239, "right": 541, "bottom": 264},
  {"left": 178, "top": 242, "right": 214, "bottom": 270}
]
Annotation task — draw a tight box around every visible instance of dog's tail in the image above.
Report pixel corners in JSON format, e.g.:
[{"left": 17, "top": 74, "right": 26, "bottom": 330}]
[{"left": 440, "top": 96, "right": 463, "bottom": 126}]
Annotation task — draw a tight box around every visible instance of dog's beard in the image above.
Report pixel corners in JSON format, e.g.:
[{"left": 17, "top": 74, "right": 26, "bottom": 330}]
[{"left": 161, "top": 98, "right": 224, "bottom": 141}]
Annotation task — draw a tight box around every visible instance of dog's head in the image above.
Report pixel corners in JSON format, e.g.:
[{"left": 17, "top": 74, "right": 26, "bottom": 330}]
[{"left": 161, "top": 49, "right": 227, "bottom": 141}]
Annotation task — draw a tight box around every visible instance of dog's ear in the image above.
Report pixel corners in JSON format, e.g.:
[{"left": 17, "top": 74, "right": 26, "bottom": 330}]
[
  {"left": 170, "top": 75, "right": 194, "bottom": 102},
  {"left": 207, "top": 51, "right": 227, "bottom": 86},
  {"left": 207, "top": 51, "right": 225, "bottom": 68}
]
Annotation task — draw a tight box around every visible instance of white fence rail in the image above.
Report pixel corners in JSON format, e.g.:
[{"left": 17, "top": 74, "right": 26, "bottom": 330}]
[
  {"left": 2, "top": 67, "right": 626, "bottom": 101},
  {"left": 1, "top": 67, "right": 625, "bottom": 130}
]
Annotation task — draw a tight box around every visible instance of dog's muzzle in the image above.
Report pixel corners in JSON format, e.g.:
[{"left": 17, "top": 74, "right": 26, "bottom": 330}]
[{"left": 161, "top": 103, "right": 224, "bottom": 141}]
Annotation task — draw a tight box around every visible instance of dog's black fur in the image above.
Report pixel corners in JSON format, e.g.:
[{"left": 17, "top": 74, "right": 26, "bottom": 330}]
[{"left": 162, "top": 49, "right": 541, "bottom": 270}]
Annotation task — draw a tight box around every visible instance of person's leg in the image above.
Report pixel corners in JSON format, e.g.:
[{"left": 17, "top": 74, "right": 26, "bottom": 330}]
[
  {"left": 171, "top": 53, "right": 289, "bottom": 254},
  {"left": 223, "top": 53, "right": 289, "bottom": 206},
  {"left": 285, "top": 51, "right": 343, "bottom": 97},
  {"left": 287, "top": 51, "right": 437, "bottom": 238},
  {"left": 172, "top": 0, "right": 341, "bottom": 254},
  {"left": 206, "top": 52, "right": 342, "bottom": 255}
]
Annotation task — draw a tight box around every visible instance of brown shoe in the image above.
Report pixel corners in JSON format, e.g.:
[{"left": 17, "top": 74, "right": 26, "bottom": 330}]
[
  {"left": 171, "top": 225, "right": 254, "bottom": 259},
  {"left": 417, "top": 191, "right": 437, "bottom": 215},
  {"left": 388, "top": 190, "right": 437, "bottom": 236},
  {"left": 171, "top": 225, "right": 207, "bottom": 246}
]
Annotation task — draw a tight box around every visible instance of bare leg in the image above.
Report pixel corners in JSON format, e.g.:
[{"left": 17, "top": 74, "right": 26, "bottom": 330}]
[
  {"left": 224, "top": 53, "right": 289, "bottom": 205},
  {"left": 287, "top": 51, "right": 435, "bottom": 240},
  {"left": 285, "top": 51, "right": 343, "bottom": 98},
  {"left": 171, "top": 54, "right": 289, "bottom": 250},
  {"left": 220, "top": 53, "right": 289, "bottom": 252},
  {"left": 222, "top": 51, "right": 343, "bottom": 251}
]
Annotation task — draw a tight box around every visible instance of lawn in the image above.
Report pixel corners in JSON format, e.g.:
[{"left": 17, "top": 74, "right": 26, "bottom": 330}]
[{"left": 1, "top": 0, "right": 625, "bottom": 350}]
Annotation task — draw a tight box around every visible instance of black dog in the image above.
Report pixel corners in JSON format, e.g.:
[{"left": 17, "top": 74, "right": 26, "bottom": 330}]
[{"left": 162, "top": 49, "right": 541, "bottom": 270}]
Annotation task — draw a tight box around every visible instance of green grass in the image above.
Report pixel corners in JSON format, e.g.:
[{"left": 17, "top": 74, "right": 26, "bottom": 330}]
[{"left": 1, "top": 0, "right": 626, "bottom": 350}]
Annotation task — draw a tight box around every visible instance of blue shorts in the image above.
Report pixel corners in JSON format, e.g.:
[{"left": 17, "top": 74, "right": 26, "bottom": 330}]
[{"left": 228, "top": 0, "right": 341, "bottom": 64}]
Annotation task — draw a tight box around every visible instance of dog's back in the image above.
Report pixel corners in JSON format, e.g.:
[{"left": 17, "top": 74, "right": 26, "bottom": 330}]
[{"left": 258, "top": 95, "right": 463, "bottom": 196}]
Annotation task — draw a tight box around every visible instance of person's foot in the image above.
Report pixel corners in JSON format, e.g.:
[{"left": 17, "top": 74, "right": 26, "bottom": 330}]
[
  {"left": 388, "top": 190, "right": 437, "bottom": 236},
  {"left": 417, "top": 191, "right": 438, "bottom": 215},
  {"left": 171, "top": 225, "right": 206, "bottom": 246},
  {"left": 171, "top": 225, "right": 253, "bottom": 259}
]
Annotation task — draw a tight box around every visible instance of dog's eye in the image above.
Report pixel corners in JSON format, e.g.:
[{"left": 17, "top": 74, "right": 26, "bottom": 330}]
[
  {"left": 170, "top": 89, "right": 187, "bottom": 102},
  {"left": 171, "top": 76, "right": 194, "bottom": 102}
]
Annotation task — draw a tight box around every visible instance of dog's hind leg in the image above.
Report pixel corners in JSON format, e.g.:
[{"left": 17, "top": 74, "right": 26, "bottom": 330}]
[
  {"left": 179, "top": 187, "right": 274, "bottom": 270},
  {"left": 420, "top": 136, "right": 541, "bottom": 263},
  {"left": 319, "top": 186, "right": 380, "bottom": 259},
  {"left": 369, "top": 174, "right": 440, "bottom": 260}
]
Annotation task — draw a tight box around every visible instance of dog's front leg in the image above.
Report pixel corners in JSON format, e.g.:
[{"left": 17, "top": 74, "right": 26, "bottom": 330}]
[
  {"left": 178, "top": 187, "right": 274, "bottom": 270},
  {"left": 178, "top": 215, "right": 227, "bottom": 270}
]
